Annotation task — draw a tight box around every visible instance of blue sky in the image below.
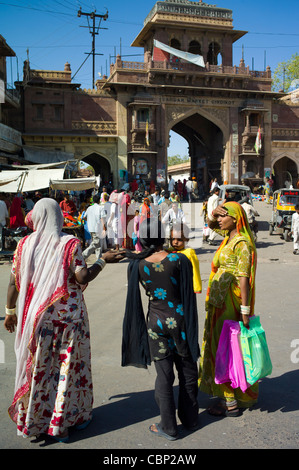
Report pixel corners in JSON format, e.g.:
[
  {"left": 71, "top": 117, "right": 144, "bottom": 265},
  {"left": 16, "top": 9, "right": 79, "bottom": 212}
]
[{"left": 1, "top": 0, "right": 298, "bottom": 156}]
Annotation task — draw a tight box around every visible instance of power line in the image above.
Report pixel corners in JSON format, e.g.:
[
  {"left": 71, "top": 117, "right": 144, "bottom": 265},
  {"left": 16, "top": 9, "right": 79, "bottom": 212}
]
[{"left": 76, "top": 7, "right": 109, "bottom": 89}]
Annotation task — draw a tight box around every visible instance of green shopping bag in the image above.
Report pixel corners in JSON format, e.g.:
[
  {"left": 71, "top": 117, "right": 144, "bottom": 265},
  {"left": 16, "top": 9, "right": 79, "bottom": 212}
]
[{"left": 239, "top": 316, "right": 272, "bottom": 385}]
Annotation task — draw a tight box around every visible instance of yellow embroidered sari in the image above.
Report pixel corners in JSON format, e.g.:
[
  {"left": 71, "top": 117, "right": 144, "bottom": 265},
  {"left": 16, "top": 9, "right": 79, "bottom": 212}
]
[{"left": 198, "top": 202, "right": 258, "bottom": 408}]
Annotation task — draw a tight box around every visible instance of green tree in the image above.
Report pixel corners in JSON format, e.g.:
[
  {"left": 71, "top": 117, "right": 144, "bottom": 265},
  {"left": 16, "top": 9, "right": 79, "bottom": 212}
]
[
  {"left": 167, "top": 154, "right": 190, "bottom": 166},
  {"left": 272, "top": 53, "right": 299, "bottom": 92}
]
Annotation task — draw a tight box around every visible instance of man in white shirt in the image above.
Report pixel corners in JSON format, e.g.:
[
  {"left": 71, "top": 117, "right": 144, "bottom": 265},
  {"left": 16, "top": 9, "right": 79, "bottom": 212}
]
[
  {"left": 207, "top": 187, "right": 220, "bottom": 245},
  {"left": 168, "top": 175, "right": 175, "bottom": 193},
  {"left": 162, "top": 202, "right": 186, "bottom": 242},
  {"left": 151, "top": 188, "right": 160, "bottom": 206},
  {"left": 185, "top": 178, "right": 194, "bottom": 202},
  {"left": 82, "top": 194, "right": 107, "bottom": 260},
  {"left": 241, "top": 198, "right": 259, "bottom": 224},
  {"left": 0, "top": 195, "right": 9, "bottom": 251},
  {"left": 162, "top": 202, "right": 186, "bottom": 226}
]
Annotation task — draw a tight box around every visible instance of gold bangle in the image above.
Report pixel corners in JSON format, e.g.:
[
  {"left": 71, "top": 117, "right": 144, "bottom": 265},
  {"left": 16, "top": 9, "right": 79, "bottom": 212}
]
[{"left": 5, "top": 305, "right": 16, "bottom": 316}]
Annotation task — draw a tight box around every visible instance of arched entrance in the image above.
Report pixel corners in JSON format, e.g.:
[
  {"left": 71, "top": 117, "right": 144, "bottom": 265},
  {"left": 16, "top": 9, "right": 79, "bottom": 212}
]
[
  {"left": 273, "top": 156, "right": 298, "bottom": 189},
  {"left": 170, "top": 112, "right": 225, "bottom": 193},
  {"left": 81, "top": 153, "right": 112, "bottom": 186}
]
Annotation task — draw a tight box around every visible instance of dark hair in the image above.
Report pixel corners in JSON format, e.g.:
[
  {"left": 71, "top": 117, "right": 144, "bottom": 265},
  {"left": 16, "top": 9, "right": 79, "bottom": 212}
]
[
  {"left": 126, "top": 218, "right": 165, "bottom": 259},
  {"left": 295, "top": 203, "right": 299, "bottom": 211},
  {"left": 170, "top": 221, "right": 190, "bottom": 240},
  {"left": 93, "top": 194, "right": 100, "bottom": 204}
]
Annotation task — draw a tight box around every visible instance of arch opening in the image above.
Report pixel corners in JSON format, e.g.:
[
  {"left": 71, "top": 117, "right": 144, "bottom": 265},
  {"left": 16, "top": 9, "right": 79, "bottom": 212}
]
[
  {"left": 168, "top": 112, "right": 224, "bottom": 195},
  {"left": 80, "top": 153, "right": 112, "bottom": 187}
]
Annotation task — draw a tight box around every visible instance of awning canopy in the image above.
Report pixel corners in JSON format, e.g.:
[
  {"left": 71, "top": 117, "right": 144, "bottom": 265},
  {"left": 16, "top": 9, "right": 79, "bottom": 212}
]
[
  {"left": 23, "top": 146, "right": 74, "bottom": 164},
  {"left": 50, "top": 177, "right": 97, "bottom": 191},
  {"left": 0, "top": 168, "right": 65, "bottom": 193}
]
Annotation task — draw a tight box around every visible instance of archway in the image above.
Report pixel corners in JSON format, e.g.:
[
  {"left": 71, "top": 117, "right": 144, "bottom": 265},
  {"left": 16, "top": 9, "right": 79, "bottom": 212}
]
[
  {"left": 81, "top": 153, "right": 112, "bottom": 187},
  {"left": 273, "top": 156, "right": 298, "bottom": 189},
  {"left": 169, "top": 112, "right": 224, "bottom": 194}
]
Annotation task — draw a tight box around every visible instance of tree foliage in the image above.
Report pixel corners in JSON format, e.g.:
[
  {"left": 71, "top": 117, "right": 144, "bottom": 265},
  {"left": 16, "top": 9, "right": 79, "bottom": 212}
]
[
  {"left": 272, "top": 53, "right": 299, "bottom": 92},
  {"left": 167, "top": 154, "right": 190, "bottom": 166}
]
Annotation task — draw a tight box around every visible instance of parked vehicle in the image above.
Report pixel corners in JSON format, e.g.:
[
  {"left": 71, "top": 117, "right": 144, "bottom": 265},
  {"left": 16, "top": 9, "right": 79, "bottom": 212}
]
[
  {"left": 269, "top": 188, "right": 299, "bottom": 241},
  {"left": 2, "top": 226, "right": 28, "bottom": 253},
  {"left": 218, "top": 184, "right": 253, "bottom": 205}
]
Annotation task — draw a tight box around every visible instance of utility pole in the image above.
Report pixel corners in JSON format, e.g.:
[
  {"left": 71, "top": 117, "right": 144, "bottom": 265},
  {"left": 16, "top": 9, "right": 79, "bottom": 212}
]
[{"left": 77, "top": 7, "right": 108, "bottom": 89}]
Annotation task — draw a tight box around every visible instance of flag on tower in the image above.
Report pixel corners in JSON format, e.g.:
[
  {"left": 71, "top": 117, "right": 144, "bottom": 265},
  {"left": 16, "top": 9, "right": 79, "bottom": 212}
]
[
  {"left": 145, "top": 119, "right": 150, "bottom": 147},
  {"left": 254, "top": 126, "right": 262, "bottom": 155}
]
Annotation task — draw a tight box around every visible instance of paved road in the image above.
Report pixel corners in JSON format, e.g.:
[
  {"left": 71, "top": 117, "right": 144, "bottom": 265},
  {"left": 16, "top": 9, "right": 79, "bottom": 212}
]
[{"left": 0, "top": 200, "right": 298, "bottom": 451}]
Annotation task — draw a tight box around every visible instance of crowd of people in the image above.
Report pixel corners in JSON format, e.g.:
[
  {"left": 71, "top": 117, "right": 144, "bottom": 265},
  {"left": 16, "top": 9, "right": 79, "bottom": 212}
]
[{"left": 1, "top": 174, "right": 275, "bottom": 444}]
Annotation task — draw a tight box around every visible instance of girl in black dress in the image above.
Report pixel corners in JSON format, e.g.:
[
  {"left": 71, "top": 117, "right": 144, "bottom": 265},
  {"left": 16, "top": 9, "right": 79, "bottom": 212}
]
[{"left": 122, "top": 219, "right": 200, "bottom": 440}]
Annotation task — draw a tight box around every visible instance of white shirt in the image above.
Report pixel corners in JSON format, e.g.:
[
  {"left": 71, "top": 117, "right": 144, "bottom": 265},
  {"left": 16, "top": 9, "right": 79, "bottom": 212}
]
[
  {"left": 186, "top": 180, "right": 193, "bottom": 193},
  {"left": 162, "top": 207, "right": 186, "bottom": 224},
  {"left": 207, "top": 193, "right": 219, "bottom": 219},
  {"left": 84, "top": 203, "right": 106, "bottom": 233},
  {"left": 0, "top": 200, "right": 8, "bottom": 226},
  {"left": 151, "top": 193, "right": 160, "bottom": 206},
  {"left": 241, "top": 202, "right": 259, "bottom": 224},
  {"left": 291, "top": 212, "right": 299, "bottom": 232},
  {"left": 211, "top": 181, "right": 219, "bottom": 192},
  {"left": 168, "top": 178, "right": 175, "bottom": 192}
]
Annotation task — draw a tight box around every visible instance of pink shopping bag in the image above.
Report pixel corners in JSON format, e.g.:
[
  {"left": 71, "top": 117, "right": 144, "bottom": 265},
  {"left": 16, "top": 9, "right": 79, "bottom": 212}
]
[{"left": 215, "top": 320, "right": 250, "bottom": 393}]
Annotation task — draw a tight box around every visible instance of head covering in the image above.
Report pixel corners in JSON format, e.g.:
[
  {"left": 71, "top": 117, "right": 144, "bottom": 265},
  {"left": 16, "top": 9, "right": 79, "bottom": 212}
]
[
  {"left": 223, "top": 201, "right": 255, "bottom": 246},
  {"left": 9, "top": 198, "right": 80, "bottom": 423}
]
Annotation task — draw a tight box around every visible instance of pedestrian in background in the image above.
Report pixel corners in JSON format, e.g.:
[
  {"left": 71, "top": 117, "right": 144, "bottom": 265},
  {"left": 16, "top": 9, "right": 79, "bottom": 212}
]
[
  {"left": 291, "top": 203, "right": 299, "bottom": 255},
  {"left": 82, "top": 194, "right": 107, "bottom": 260},
  {"left": 207, "top": 187, "right": 220, "bottom": 245}
]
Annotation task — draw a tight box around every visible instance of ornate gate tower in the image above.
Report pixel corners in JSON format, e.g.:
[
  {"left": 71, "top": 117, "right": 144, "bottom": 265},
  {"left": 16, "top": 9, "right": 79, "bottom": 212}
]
[{"left": 103, "top": 0, "right": 276, "bottom": 190}]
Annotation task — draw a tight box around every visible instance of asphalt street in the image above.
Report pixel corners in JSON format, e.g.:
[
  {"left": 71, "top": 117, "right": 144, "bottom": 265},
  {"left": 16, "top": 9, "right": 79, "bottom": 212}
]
[{"left": 0, "top": 199, "right": 298, "bottom": 451}]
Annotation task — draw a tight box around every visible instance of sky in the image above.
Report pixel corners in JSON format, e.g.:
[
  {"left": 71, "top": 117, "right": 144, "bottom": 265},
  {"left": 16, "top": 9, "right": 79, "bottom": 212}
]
[{"left": 1, "top": 0, "right": 299, "bottom": 157}]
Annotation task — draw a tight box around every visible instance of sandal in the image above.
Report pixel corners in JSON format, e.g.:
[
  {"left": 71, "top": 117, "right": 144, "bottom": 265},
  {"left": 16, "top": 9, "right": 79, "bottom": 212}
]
[
  {"left": 51, "top": 431, "right": 69, "bottom": 443},
  {"left": 149, "top": 423, "right": 179, "bottom": 441},
  {"left": 75, "top": 418, "right": 92, "bottom": 430},
  {"left": 208, "top": 404, "right": 240, "bottom": 418}
]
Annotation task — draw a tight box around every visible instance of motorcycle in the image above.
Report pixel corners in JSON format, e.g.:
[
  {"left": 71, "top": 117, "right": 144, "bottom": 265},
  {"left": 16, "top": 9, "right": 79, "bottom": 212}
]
[{"left": 2, "top": 226, "right": 28, "bottom": 252}]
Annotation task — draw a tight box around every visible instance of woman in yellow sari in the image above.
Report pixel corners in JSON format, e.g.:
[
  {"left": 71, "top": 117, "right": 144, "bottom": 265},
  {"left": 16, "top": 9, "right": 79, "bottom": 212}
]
[{"left": 198, "top": 201, "right": 258, "bottom": 416}]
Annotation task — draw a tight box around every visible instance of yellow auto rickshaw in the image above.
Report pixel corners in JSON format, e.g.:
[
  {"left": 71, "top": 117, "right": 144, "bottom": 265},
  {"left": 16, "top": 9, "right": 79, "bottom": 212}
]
[{"left": 269, "top": 188, "right": 299, "bottom": 241}]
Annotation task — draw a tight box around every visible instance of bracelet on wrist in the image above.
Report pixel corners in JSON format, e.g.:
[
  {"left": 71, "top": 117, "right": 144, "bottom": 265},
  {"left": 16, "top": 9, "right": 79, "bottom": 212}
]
[
  {"left": 5, "top": 305, "right": 16, "bottom": 316},
  {"left": 240, "top": 305, "right": 250, "bottom": 316},
  {"left": 94, "top": 258, "right": 106, "bottom": 270}
]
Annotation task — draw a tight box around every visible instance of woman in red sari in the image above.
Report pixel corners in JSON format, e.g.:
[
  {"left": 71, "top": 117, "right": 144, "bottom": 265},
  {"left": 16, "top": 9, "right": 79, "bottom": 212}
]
[{"left": 9, "top": 196, "right": 25, "bottom": 228}]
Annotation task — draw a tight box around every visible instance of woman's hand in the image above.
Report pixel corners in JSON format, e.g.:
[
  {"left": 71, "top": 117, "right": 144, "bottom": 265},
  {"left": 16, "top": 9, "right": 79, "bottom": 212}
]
[
  {"left": 241, "top": 314, "right": 250, "bottom": 328},
  {"left": 4, "top": 314, "right": 17, "bottom": 333},
  {"left": 212, "top": 201, "right": 227, "bottom": 218},
  {"left": 102, "top": 250, "right": 126, "bottom": 263}
]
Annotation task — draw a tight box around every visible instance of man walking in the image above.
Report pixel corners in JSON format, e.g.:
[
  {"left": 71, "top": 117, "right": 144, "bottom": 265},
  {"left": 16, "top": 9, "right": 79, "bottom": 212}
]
[
  {"left": 82, "top": 195, "right": 107, "bottom": 260},
  {"left": 207, "top": 187, "right": 220, "bottom": 245}
]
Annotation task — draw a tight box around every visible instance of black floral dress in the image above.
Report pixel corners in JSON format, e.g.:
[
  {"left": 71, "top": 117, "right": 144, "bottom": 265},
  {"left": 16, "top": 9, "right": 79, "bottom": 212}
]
[{"left": 139, "top": 253, "right": 190, "bottom": 361}]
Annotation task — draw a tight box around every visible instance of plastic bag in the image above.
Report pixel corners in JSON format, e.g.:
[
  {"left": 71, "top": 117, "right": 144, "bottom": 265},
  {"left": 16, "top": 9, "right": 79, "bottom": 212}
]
[
  {"left": 215, "top": 320, "right": 250, "bottom": 393},
  {"left": 239, "top": 316, "right": 272, "bottom": 385},
  {"left": 132, "top": 231, "right": 138, "bottom": 246}
]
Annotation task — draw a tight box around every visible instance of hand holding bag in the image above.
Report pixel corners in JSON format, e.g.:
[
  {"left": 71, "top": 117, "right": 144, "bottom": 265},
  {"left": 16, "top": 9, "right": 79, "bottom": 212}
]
[
  {"left": 239, "top": 316, "right": 272, "bottom": 385},
  {"left": 215, "top": 320, "right": 250, "bottom": 393}
]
